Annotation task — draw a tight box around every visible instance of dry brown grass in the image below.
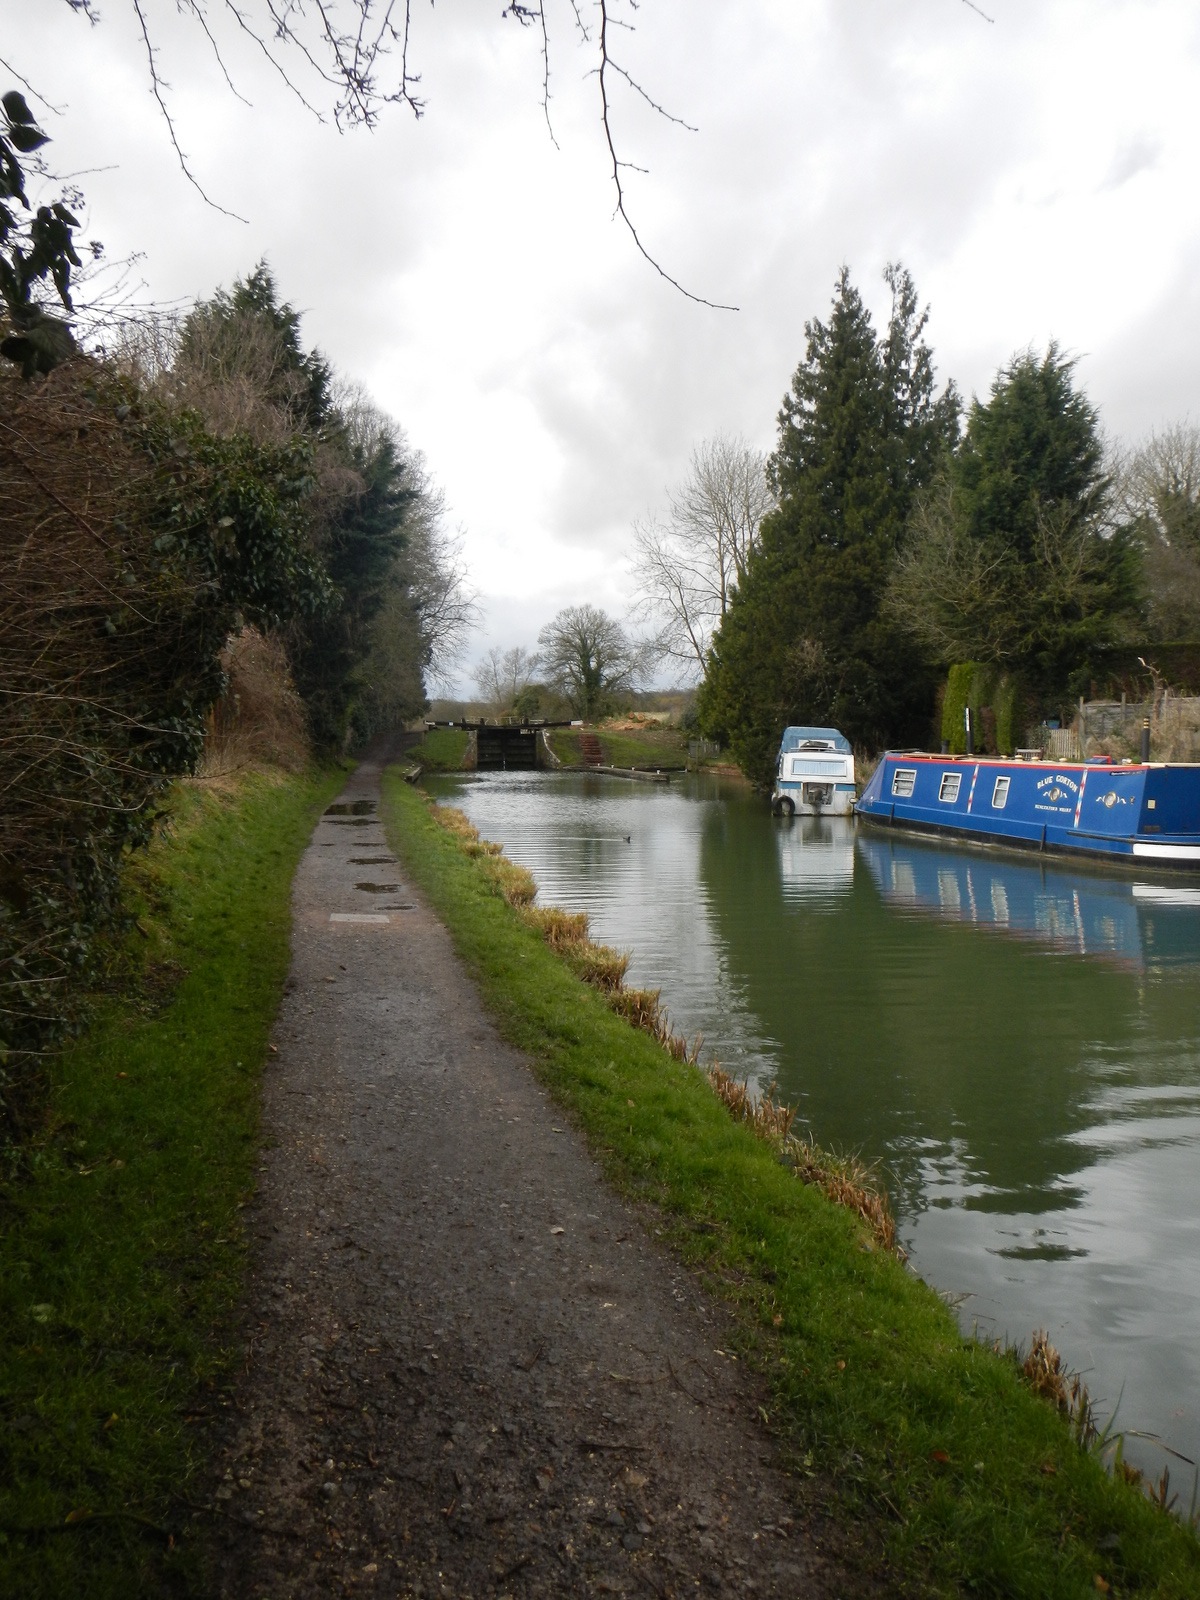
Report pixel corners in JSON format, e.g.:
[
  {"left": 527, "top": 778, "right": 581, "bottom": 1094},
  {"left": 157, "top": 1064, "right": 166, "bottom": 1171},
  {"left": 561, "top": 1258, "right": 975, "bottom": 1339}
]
[
  {"left": 428, "top": 806, "right": 535, "bottom": 905},
  {"left": 1021, "top": 1329, "right": 1095, "bottom": 1441},
  {"left": 197, "top": 626, "right": 309, "bottom": 777},
  {"left": 705, "top": 1065, "right": 902, "bottom": 1256},
  {"left": 566, "top": 941, "right": 630, "bottom": 993},
  {"left": 521, "top": 905, "right": 590, "bottom": 951}
]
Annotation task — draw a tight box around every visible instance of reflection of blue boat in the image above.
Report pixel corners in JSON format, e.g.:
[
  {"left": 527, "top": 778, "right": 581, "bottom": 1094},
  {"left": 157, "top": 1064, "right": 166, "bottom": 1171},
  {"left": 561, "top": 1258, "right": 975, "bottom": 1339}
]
[
  {"left": 857, "top": 831, "right": 1200, "bottom": 970},
  {"left": 857, "top": 754, "right": 1200, "bottom": 870}
]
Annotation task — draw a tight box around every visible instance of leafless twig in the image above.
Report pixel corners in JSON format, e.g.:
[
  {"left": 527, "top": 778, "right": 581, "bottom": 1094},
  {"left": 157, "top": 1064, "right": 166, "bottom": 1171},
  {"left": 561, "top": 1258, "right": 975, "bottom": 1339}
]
[
  {"left": 131, "top": 0, "right": 248, "bottom": 221},
  {"left": 596, "top": 3, "right": 736, "bottom": 310}
]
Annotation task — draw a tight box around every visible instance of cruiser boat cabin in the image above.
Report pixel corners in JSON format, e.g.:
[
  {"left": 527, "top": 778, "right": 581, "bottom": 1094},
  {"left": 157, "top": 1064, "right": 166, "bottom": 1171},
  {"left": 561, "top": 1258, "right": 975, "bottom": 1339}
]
[{"left": 771, "top": 726, "right": 856, "bottom": 816}]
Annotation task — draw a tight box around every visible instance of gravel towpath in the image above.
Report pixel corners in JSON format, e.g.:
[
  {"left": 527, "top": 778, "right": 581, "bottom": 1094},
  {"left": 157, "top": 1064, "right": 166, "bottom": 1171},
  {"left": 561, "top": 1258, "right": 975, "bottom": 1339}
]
[{"left": 209, "top": 753, "right": 874, "bottom": 1599}]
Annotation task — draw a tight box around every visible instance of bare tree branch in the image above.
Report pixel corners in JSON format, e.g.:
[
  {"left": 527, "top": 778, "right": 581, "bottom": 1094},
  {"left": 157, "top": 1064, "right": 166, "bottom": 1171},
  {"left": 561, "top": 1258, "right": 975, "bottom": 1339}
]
[
  {"left": 51, "top": 1, "right": 736, "bottom": 302},
  {"left": 631, "top": 435, "right": 774, "bottom": 676},
  {"left": 131, "top": 0, "right": 249, "bottom": 222},
  {"left": 596, "top": 2, "right": 737, "bottom": 311}
]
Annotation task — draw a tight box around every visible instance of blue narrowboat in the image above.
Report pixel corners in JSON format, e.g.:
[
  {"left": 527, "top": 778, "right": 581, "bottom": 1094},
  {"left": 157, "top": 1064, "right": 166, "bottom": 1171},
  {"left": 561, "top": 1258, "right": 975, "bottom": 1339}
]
[
  {"left": 856, "top": 753, "right": 1200, "bottom": 870},
  {"left": 771, "top": 727, "right": 856, "bottom": 816}
]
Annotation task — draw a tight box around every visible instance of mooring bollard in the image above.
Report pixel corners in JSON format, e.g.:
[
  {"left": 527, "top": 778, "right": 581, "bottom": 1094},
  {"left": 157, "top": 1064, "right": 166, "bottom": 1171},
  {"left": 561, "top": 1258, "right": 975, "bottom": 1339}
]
[{"left": 1140, "top": 716, "right": 1151, "bottom": 764}]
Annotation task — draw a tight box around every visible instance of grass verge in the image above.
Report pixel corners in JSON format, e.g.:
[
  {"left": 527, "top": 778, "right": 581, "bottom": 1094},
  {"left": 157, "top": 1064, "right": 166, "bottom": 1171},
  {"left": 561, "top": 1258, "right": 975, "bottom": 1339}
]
[
  {"left": 418, "top": 727, "right": 470, "bottom": 770},
  {"left": 548, "top": 724, "right": 687, "bottom": 769},
  {"left": 382, "top": 771, "right": 1200, "bottom": 1600},
  {"left": 0, "top": 765, "right": 343, "bottom": 1599}
]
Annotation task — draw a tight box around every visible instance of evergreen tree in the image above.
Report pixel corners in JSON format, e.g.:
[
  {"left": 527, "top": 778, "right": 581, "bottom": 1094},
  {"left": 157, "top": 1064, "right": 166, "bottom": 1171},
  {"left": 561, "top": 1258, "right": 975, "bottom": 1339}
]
[
  {"left": 699, "top": 265, "right": 958, "bottom": 783},
  {"left": 291, "top": 424, "right": 417, "bottom": 745},
  {"left": 888, "top": 346, "right": 1141, "bottom": 692},
  {"left": 178, "top": 261, "right": 333, "bottom": 431}
]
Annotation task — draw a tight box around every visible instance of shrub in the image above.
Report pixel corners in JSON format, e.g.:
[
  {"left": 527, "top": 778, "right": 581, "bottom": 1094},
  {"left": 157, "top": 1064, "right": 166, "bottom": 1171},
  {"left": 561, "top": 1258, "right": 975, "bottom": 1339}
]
[{"left": 0, "top": 358, "right": 329, "bottom": 1153}]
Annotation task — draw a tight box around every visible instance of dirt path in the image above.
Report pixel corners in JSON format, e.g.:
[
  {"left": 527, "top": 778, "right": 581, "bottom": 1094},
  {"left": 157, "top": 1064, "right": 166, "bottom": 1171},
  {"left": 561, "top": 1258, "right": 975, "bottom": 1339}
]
[{"left": 209, "top": 753, "right": 874, "bottom": 1598}]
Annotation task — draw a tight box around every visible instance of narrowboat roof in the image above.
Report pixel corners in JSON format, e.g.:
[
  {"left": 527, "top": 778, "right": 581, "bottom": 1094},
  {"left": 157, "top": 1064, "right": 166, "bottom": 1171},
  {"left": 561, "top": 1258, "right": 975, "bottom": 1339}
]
[{"left": 779, "top": 726, "right": 852, "bottom": 754}]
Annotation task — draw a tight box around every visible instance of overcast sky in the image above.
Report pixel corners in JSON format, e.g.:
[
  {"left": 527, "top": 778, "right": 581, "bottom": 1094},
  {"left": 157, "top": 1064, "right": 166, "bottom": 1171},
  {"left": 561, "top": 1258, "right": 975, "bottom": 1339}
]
[{"left": 6, "top": 0, "right": 1200, "bottom": 689}]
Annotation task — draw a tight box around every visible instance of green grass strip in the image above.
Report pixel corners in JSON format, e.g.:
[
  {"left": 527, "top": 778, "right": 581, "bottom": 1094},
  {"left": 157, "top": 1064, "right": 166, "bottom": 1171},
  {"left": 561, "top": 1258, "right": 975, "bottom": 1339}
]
[
  {"left": 548, "top": 724, "right": 687, "bottom": 768},
  {"left": 0, "top": 766, "right": 343, "bottom": 1599},
  {"left": 382, "top": 771, "right": 1200, "bottom": 1600},
  {"left": 418, "top": 726, "right": 470, "bottom": 769}
]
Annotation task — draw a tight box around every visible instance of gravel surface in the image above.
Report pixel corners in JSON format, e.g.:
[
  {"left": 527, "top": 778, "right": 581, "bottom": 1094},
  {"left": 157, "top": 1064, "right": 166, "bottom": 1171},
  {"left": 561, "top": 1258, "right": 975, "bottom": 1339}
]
[{"left": 208, "top": 753, "right": 878, "bottom": 1598}]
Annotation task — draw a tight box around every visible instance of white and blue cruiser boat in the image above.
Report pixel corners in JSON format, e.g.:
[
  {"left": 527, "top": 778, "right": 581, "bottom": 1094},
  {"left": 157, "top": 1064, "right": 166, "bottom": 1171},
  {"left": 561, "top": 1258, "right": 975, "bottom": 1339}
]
[
  {"left": 857, "top": 752, "right": 1200, "bottom": 869},
  {"left": 772, "top": 727, "right": 857, "bottom": 816}
]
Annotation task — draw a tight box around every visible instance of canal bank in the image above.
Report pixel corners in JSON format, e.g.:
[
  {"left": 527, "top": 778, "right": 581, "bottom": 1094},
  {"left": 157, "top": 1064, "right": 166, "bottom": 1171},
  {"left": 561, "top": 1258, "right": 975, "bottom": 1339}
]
[
  {"left": 428, "top": 769, "right": 1200, "bottom": 1494},
  {"left": 385, "top": 771, "right": 1200, "bottom": 1598},
  {"left": 205, "top": 754, "right": 873, "bottom": 1598}
]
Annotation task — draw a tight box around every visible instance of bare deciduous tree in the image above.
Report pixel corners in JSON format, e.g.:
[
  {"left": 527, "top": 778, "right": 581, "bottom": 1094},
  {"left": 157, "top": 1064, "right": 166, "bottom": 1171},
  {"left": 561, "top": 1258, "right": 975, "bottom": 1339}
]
[
  {"left": 537, "top": 604, "right": 643, "bottom": 720},
  {"left": 472, "top": 645, "right": 540, "bottom": 714},
  {"left": 1114, "top": 423, "right": 1200, "bottom": 551},
  {"left": 1113, "top": 423, "right": 1200, "bottom": 640},
  {"left": 631, "top": 434, "right": 774, "bottom": 679},
  {"left": 398, "top": 496, "right": 480, "bottom": 692}
]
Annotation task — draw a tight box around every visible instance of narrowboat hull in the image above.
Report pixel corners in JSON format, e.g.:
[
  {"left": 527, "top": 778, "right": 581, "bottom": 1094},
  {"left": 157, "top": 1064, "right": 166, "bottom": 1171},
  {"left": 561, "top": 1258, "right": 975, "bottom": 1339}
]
[{"left": 856, "top": 754, "right": 1200, "bottom": 871}]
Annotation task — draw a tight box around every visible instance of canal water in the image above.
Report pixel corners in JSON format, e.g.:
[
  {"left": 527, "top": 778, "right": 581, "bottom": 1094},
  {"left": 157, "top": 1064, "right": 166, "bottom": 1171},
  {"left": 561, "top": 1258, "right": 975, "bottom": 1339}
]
[{"left": 425, "top": 769, "right": 1200, "bottom": 1482}]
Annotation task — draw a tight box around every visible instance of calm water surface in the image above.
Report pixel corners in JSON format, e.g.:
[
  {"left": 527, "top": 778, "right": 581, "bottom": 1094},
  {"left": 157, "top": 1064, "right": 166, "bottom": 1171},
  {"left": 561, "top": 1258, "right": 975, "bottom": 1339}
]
[{"left": 425, "top": 770, "right": 1200, "bottom": 1478}]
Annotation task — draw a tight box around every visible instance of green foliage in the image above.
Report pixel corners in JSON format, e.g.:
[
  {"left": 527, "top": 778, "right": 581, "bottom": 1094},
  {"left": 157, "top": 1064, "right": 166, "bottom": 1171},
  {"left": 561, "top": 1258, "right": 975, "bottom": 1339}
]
[
  {"left": 956, "top": 344, "right": 1105, "bottom": 553},
  {"left": 291, "top": 423, "right": 417, "bottom": 747},
  {"left": 1, "top": 361, "right": 333, "bottom": 1146},
  {"left": 942, "top": 664, "right": 1018, "bottom": 754},
  {"left": 0, "top": 90, "right": 81, "bottom": 377},
  {"left": 182, "top": 264, "right": 428, "bottom": 751},
  {"left": 700, "top": 264, "right": 958, "bottom": 782},
  {"left": 994, "top": 674, "right": 1020, "bottom": 756},
  {"left": 890, "top": 347, "right": 1142, "bottom": 693},
  {"left": 0, "top": 767, "right": 340, "bottom": 1599},
  {"left": 941, "top": 662, "right": 977, "bottom": 753},
  {"left": 512, "top": 684, "right": 543, "bottom": 721},
  {"left": 179, "top": 262, "right": 332, "bottom": 430},
  {"left": 384, "top": 775, "right": 1200, "bottom": 1600}
]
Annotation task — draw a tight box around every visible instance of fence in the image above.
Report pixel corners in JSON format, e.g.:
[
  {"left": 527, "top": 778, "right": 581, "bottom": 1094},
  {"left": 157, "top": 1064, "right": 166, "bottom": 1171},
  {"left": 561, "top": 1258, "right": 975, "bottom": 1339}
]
[{"left": 1077, "top": 694, "right": 1200, "bottom": 762}]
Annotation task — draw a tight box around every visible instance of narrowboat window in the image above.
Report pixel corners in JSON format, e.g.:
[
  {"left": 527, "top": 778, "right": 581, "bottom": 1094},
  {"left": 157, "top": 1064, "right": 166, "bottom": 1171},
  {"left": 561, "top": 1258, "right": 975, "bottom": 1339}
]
[
  {"left": 891, "top": 768, "right": 916, "bottom": 798},
  {"left": 938, "top": 772, "right": 962, "bottom": 803},
  {"left": 991, "top": 775, "right": 1011, "bottom": 809}
]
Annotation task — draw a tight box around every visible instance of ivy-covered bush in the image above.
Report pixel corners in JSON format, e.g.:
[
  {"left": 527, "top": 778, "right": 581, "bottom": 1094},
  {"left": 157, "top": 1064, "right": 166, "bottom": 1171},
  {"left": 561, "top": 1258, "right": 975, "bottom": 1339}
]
[{"left": 0, "top": 359, "right": 330, "bottom": 1156}]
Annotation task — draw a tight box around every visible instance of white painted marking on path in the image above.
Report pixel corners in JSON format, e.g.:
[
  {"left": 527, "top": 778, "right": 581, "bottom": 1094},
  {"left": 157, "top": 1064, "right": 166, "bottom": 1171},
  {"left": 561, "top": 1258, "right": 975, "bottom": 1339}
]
[{"left": 329, "top": 912, "right": 391, "bottom": 924}]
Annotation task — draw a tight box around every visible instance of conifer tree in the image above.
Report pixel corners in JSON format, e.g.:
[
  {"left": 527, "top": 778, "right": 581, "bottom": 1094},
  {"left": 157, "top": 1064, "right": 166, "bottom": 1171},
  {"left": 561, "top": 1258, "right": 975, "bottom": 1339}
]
[
  {"left": 888, "top": 346, "right": 1141, "bottom": 691},
  {"left": 699, "top": 265, "right": 958, "bottom": 783}
]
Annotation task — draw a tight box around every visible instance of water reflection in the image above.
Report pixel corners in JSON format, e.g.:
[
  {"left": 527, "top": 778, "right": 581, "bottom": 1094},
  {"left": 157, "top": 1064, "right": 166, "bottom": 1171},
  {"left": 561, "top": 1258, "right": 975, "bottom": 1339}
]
[
  {"left": 857, "top": 829, "right": 1200, "bottom": 972},
  {"left": 427, "top": 772, "right": 1200, "bottom": 1478},
  {"left": 776, "top": 817, "right": 855, "bottom": 902}
]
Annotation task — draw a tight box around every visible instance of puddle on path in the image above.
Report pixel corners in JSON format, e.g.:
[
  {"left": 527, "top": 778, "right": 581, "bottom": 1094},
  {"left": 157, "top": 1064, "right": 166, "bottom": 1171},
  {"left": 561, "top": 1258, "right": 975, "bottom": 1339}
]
[{"left": 356, "top": 882, "right": 400, "bottom": 893}]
